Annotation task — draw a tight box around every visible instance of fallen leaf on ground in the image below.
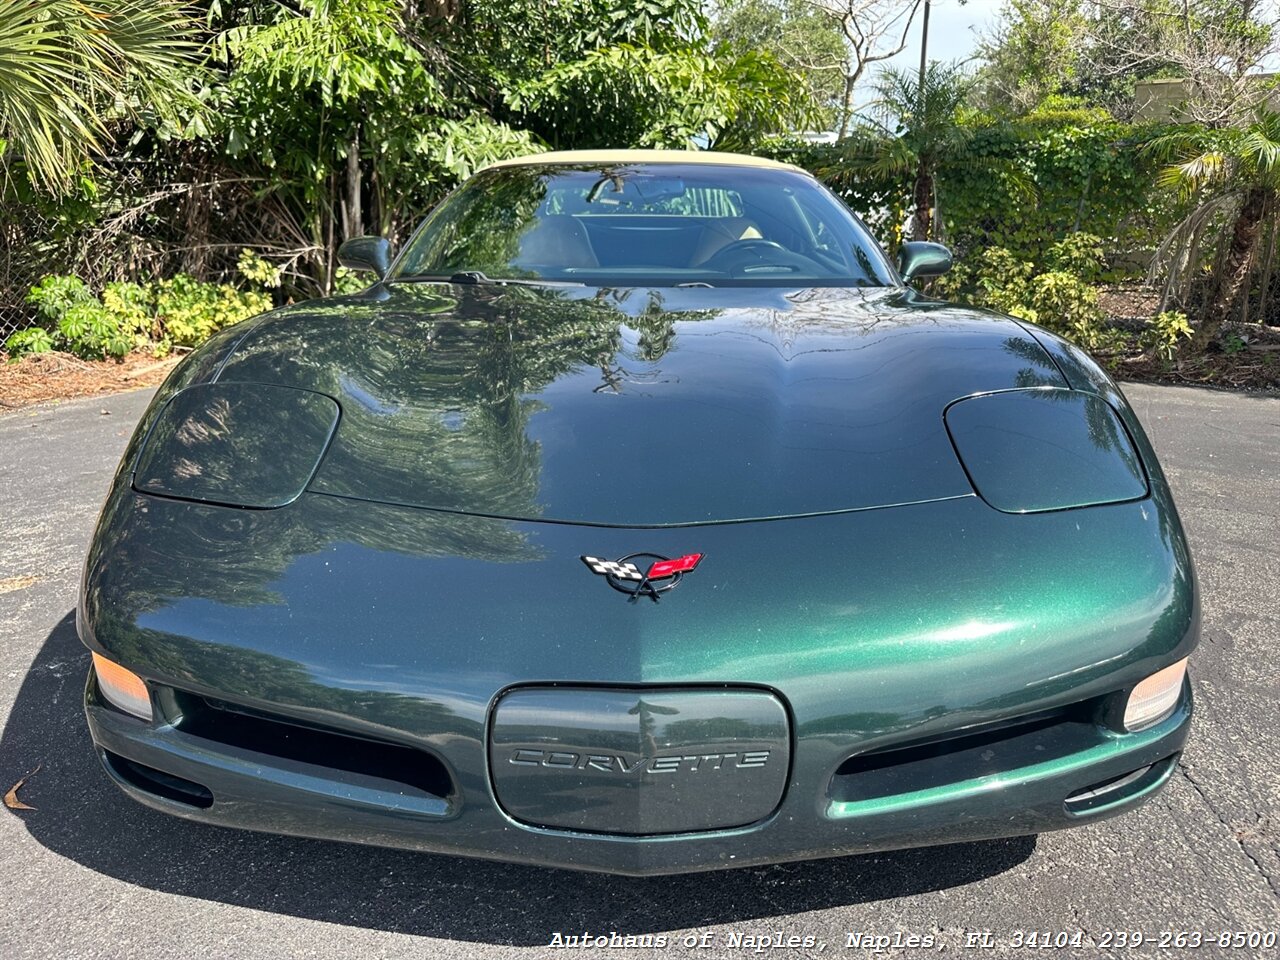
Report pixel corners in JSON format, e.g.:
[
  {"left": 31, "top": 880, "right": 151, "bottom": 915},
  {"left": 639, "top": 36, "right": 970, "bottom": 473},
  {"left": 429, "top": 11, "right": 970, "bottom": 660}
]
[
  {"left": 4, "top": 765, "right": 41, "bottom": 810},
  {"left": 0, "top": 575, "right": 41, "bottom": 595}
]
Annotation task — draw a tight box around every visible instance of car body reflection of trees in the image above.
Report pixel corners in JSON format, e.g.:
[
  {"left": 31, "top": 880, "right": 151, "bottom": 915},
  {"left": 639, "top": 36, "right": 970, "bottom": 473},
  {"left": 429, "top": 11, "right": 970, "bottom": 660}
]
[{"left": 83, "top": 280, "right": 1193, "bottom": 746}]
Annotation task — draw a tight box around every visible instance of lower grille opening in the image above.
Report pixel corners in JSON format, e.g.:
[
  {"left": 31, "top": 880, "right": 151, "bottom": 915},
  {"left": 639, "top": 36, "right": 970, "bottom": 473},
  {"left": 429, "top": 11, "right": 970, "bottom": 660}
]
[
  {"left": 104, "top": 750, "right": 213, "bottom": 808},
  {"left": 1064, "top": 754, "right": 1177, "bottom": 814},
  {"left": 175, "top": 696, "right": 454, "bottom": 801},
  {"left": 831, "top": 703, "right": 1102, "bottom": 804}
]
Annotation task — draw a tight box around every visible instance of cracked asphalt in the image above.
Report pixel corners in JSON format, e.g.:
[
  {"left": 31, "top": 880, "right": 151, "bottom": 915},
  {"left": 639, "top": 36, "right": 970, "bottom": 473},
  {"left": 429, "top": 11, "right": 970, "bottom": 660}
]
[{"left": 1, "top": 382, "right": 1277, "bottom": 959}]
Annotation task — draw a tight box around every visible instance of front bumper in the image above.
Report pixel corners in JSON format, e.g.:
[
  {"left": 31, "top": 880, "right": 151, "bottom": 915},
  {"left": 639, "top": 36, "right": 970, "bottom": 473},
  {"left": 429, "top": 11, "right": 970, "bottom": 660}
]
[
  {"left": 85, "top": 671, "right": 1191, "bottom": 876},
  {"left": 80, "top": 487, "right": 1199, "bottom": 875}
]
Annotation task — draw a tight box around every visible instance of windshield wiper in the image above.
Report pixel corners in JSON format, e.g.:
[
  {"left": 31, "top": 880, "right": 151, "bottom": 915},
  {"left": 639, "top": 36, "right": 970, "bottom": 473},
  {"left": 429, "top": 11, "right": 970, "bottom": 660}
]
[{"left": 392, "top": 271, "right": 583, "bottom": 287}]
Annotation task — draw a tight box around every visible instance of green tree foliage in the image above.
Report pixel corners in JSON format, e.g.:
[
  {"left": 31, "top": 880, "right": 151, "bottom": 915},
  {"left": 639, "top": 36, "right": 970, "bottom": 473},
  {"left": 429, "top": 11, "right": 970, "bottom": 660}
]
[
  {"left": 0, "top": 0, "right": 201, "bottom": 192},
  {"left": 510, "top": 44, "right": 817, "bottom": 151},
  {"left": 462, "top": 0, "right": 705, "bottom": 89},
  {"left": 976, "top": 0, "right": 1088, "bottom": 113},
  {"left": 780, "top": 100, "right": 1165, "bottom": 266},
  {"left": 816, "top": 61, "right": 973, "bottom": 241},
  {"left": 2, "top": 0, "right": 820, "bottom": 310},
  {"left": 975, "top": 0, "right": 1276, "bottom": 123},
  {"left": 499, "top": 0, "right": 816, "bottom": 150},
  {"left": 211, "top": 0, "right": 544, "bottom": 293},
  {"left": 712, "top": 0, "right": 848, "bottom": 125}
]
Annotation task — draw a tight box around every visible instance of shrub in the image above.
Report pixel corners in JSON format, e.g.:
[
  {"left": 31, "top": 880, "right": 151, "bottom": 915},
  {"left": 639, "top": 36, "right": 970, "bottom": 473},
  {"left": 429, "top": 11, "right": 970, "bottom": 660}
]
[
  {"left": 57, "top": 300, "right": 134, "bottom": 359},
  {"left": 333, "top": 267, "right": 368, "bottom": 295},
  {"left": 773, "top": 113, "right": 1168, "bottom": 274},
  {"left": 153, "top": 274, "right": 270, "bottom": 350},
  {"left": 26, "top": 274, "right": 96, "bottom": 323},
  {"left": 102, "top": 281, "right": 156, "bottom": 347},
  {"left": 9, "top": 268, "right": 272, "bottom": 361},
  {"left": 971, "top": 247, "right": 1037, "bottom": 320},
  {"left": 1143, "top": 310, "right": 1193, "bottom": 359},
  {"left": 236, "top": 248, "right": 281, "bottom": 289},
  {"left": 1025, "top": 271, "right": 1105, "bottom": 348},
  {"left": 964, "top": 242, "right": 1106, "bottom": 348},
  {"left": 4, "top": 327, "right": 55, "bottom": 358},
  {"left": 26, "top": 274, "right": 131, "bottom": 359},
  {"left": 1043, "top": 232, "right": 1106, "bottom": 283}
]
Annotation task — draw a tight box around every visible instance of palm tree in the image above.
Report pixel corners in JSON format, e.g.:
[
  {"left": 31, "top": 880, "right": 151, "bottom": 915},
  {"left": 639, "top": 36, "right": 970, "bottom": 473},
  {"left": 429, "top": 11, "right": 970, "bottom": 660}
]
[
  {"left": 0, "top": 0, "right": 199, "bottom": 193},
  {"left": 1147, "top": 108, "right": 1280, "bottom": 350},
  {"left": 824, "top": 60, "right": 973, "bottom": 242}
]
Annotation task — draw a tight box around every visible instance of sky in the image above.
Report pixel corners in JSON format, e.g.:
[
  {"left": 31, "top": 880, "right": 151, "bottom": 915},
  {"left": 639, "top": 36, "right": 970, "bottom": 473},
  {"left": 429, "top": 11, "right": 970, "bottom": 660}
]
[
  {"left": 821, "top": 0, "right": 1002, "bottom": 119},
  {"left": 895, "top": 0, "right": 1003, "bottom": 72},
  {"left": 890, "top": 0, "right": 1280, "bottom": 73}
]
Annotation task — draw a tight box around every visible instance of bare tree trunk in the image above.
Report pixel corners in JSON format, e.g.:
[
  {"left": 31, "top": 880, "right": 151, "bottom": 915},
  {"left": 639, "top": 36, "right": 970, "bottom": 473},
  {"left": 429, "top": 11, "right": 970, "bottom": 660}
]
[
  {"left": 1182, "top": 218, "right": 1206, "bottom": 304},
  {"left": 1259, "top": 214, "right": 1276, "bottom": 325},
  {"left": 325, "top": 172, "right": 337, "bottom": 295},
  {"left": 343, "top": 130, "right": 362, "bottom": 240},
  {"left": 420, "top": 0, "right": 460, "bottom": 22},
  {"left": 371, "top": 164, "right": 386, "bottom": 240},
  {"left": 912, "top": 163, "right": 933, "bottom": 241},
  {"left": 837, "top": 74, "right": 855, "bottom": 138},
  {"left": 1189, "top": 185, "right": 1270, "bottom": 351}
]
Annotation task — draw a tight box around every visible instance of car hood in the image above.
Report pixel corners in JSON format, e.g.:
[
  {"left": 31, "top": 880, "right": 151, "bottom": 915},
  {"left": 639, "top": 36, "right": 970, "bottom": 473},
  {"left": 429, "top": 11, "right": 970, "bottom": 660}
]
[{"left": 215, "top": 283, "right": 1067, "bottom": 525}]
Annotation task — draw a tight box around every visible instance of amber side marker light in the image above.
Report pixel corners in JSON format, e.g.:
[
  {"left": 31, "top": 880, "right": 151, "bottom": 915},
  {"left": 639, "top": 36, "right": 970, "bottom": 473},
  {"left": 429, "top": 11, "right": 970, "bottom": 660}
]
[
  {"left": 92, "top": 652, "right": 153, "bottom": 721},
  {"left": 1124, "top": 658, "right": 1187, "bottom": 731}
]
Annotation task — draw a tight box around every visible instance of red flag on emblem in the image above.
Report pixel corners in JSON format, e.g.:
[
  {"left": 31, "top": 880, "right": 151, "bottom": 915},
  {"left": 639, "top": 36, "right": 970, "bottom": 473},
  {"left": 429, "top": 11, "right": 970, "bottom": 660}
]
[{"left": 646, "top": 554, "right": 703, "bottom": 579}]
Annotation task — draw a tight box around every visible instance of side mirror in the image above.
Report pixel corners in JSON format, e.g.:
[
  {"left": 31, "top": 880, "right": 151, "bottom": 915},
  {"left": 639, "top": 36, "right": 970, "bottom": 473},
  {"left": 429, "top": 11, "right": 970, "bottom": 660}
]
[
  {"left": 337, "top": 236, "right": 392, "bottom": 279},
  {"left": 897, "top": 241, "right": 953, "bottom": 282}
]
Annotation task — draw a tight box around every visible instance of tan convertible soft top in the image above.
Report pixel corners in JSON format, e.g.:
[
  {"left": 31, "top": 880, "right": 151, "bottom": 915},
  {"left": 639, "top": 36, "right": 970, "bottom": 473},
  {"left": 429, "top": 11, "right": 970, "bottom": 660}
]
[{"left": 481, "top": 149, "right": 806, "bottom": 173}]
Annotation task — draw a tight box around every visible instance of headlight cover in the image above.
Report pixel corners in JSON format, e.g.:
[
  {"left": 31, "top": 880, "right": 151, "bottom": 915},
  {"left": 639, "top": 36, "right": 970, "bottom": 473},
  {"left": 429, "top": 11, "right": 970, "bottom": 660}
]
[
  {"left": 133, "top": 381, "right": 340, "bottom": 508},
  {"left": 944, "top": 388, "right": 1148, "bottom": 513}
]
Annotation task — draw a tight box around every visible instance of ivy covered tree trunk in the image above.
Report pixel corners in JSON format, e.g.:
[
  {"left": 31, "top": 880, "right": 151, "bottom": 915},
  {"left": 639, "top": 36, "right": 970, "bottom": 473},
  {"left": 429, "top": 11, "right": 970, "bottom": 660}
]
[
  {"left": 1191, "top": 185, "right": 1271, "bottom": 352},
  {"left": 912, "top": 162, "right": 933, "bottom": 241}
]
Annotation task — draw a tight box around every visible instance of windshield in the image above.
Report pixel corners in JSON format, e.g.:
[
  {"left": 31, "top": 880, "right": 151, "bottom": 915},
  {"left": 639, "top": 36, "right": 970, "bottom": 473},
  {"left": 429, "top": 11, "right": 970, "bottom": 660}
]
[{"left": 391, "top": 162, "right": 897, "bottom": 288}]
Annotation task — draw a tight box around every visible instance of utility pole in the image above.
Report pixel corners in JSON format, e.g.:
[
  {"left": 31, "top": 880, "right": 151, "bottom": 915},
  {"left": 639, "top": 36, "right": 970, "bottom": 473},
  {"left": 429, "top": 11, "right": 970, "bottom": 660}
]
[
  {"left": 915, "top": 0, "right": 933, "bottom": 242},
  {"left": 918, "top": 0, "right": 931, "bottom": 103}
]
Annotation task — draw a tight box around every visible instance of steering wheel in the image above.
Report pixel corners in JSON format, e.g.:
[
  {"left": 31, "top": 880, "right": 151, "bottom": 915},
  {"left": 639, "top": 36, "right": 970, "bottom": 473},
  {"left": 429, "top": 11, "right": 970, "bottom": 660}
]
[{"left": 700, "top": 238, "right": 813, "bottom": 275}]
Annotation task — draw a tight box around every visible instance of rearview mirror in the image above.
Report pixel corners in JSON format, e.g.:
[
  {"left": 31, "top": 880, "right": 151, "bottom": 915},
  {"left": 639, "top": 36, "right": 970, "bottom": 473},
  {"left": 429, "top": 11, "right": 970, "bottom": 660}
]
[
  {"left": 337, "top": 236, "right": 392, "bottom": 279},
  {"left": 898, "top": 241, "right": 953, "bottom": 282},
  {"left": 586, "top": 174, "right": 686, "bottom": 206}
]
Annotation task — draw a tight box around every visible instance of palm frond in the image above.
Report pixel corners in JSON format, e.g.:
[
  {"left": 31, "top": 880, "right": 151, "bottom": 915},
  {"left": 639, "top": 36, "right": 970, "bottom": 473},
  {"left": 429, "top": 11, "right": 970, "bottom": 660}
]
[
  {"left": 1140, "top": 127, "right": 1213, "bottom": 162},
  {"left": 820, "top": 130, "right": 916, "bottom": 183},
  {"left": 0, "top": 0, "right": 201, "bottom": 193},
  {"left": 1156, "top": 150, "right": 1229, "bottom": 198},
  {"left": 870, "top": 61, "right": 974, "bottom": 147},
  {"left": 1240, "top": 108, "right": 1280, "bottom": 178}
]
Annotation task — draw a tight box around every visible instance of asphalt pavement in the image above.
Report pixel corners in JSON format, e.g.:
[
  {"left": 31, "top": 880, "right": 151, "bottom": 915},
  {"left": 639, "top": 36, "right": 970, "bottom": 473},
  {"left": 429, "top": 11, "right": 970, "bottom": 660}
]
[{"left": 1, "top": 382, "right": 1277, "bottom": 959}]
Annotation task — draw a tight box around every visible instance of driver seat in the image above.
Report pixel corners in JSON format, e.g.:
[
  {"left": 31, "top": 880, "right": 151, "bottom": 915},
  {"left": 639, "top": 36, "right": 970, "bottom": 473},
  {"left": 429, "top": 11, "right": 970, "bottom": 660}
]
[
  {"left": 514, "top": 215, "right": 598, "bottom": 269},
  {"left": 691, "top": 218, "right": 764, "bottom": 265}
]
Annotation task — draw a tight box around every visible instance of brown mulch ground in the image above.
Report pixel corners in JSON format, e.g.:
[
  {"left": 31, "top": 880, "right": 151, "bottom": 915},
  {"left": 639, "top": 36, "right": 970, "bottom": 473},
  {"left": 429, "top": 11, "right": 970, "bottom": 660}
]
[
  {"left": 1098, "top": 285, "right": 1162, "bottom": 322},
  {"left": 1099, "top": 321, "right": 1280, "bottom": 393},
  {"left": 0, "top": 350, "right": 183, "bottom": 411},
  {"left": 1110, "top": 347, "right": 1280, "bottom": 392}
]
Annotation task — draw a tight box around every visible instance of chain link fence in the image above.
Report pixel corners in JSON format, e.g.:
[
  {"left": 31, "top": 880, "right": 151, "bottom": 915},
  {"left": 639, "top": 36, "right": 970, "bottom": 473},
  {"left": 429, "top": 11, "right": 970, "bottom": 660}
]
[
  {"left": 0, "top": 164, "right": 270, "bottom": 348},
  {"left": 0, "top": 203, "right": 63, "bottom": 343}
]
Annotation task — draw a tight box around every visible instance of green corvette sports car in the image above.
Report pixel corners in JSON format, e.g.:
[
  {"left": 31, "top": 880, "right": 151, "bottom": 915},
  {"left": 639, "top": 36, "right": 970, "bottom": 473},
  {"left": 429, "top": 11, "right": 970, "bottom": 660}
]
[{"left": 79, "top": 150, "right": 1197, "bottom": 875}]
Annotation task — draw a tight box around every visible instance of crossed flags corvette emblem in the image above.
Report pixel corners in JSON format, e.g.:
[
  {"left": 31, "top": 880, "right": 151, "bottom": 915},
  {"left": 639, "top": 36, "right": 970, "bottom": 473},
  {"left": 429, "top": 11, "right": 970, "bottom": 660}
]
[{"left": 581, "top": 553, "right": 704, "bottom": 602}]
